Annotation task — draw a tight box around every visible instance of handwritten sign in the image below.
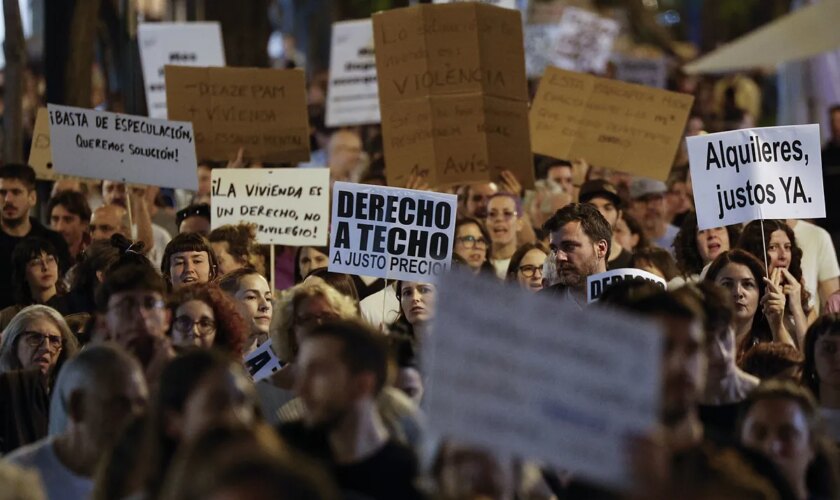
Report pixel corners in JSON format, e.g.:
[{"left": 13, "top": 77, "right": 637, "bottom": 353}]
[
  {"left": 426, "top": 270, "right": 662, "bottom": 491},
  {"left": 326, "top": 19, "right": 380, "bottom": 127},
  {"left": 373, "top": 3, "right": 534, "bottom": 188},
  {"left": 687, "top": 125, "right": 825, "bottom": 230},
  {"left": 47, "top": 104, "right": 198, "bottom": 190},
  {"left": 165, "top": 66, "right": 310, "bottom": 163},
  {"left": 328, "top": 182, "right": 457, "bottom": 281},
  {"left": 530, "top": 67, "right": 694, "bottom": 181},
  {"left": 29, "top": 108, "right": 56, "bottom": 180},
  {"left": 138, "top": 22, "right": 225, "bottom": 119},
  {"left": 211, "top": 168, "right": 329, "bottom": 245},
  {"left": 613, "top": 54, "right": 668, "bottom": 89},
  {"left": 244, "top": 340, "right": 284, "bottom": 382},
  {"left": 587, "top": 268, "right": 667, "bottom": 303}
]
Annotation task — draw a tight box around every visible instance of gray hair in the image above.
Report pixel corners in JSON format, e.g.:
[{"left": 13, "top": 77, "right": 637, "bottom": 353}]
[
  {"left": 48, "top": 343, "right": 143, "bottom": 435},
  {"left": 0, "top": 305, "right": 80, "bottom": 376}
]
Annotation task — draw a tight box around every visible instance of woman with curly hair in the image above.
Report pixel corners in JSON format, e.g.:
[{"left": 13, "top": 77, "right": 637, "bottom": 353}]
[
  {"left": 673, "top": 211, "right": 741, "bottom": 286},
  {"left": 165, "top": 283, "right": 248, "bottom": 358},
  {"left": 208, "top": 223, "right": 265, "bottom": 276},
  {"left": 738, "top": 219, "right": 815, "bottom": 346}
]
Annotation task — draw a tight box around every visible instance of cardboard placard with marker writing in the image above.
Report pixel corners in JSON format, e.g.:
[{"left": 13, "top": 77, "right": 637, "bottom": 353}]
[
  {"left": 373, "top": 3, "right": 534, "bottom": 189},
  {"left": 165, "top": 66, "right": 310, "bottom": 163},
  {"left": 530, "top": 67, "right": 693, "bottom": 181}
]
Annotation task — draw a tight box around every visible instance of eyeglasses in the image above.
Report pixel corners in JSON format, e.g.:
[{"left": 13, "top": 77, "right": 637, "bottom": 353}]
[
  {"left": 486, "top": 211, "right": 517, "bottom": 221},
  {"left": 109, "top": 296, "right": 165, "bottom": 315},
  {"left": 173, "top": 315, "right": 217, "bottom": 337},
  {"left": 21, "top": 331, "right": 63, "bottom": 350},
  {"left": 27, "top": 255, "right": 57, "bottom": 268},
  {"left": 295, "top": 312, "right": 339, "bottom": 328},
  {"left": 455, "top": 235, "right": 488, "bottom": 249},
  {"left": 518, "top": 265, "right": 544, "bottom": 278}
]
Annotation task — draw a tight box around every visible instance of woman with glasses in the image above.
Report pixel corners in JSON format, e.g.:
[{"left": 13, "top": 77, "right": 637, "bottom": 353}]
[
  {"left": 0, "top": 238, "right": 70, "bottom": 331},
  {"left": 165, "top": 283, "right": 249, "bottom": 358},
  {"left": 0, "top": 305, "right": 80, "bottom": 453},
  {"left": 453, "top": 217, "right": 495, "bottom": 276},
  {"left": 485, "top": 193, "right": 524, "bottom": 279},
  {"left": 505, "top": 242, "right": 548, "bottom": 293}
]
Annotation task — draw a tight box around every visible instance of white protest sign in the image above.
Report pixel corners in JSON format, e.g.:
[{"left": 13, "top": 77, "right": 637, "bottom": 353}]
[
  {"left": 687, "top": 124, "right": 825, "bottom": 230},
  {"left": 524, "top": 24, "right": 562, "bottom": 78},
  {"left": 587, "top": 268, "right": 667, "bottom": 303},
  {"left": 432, "top": 0, "right": 518, "bottom": 9},
  {"left": 326, "top": 20, "right": 380, "bottom": 127},
  {"left": 329, "top": 182, "right": 457, "bottom": 281},
  {"left": 138, "top": 22, "right": 225, "bottom": 119},
  {"left": 47, "top": 104, "right": 198, "bottom": 190},
  {"left": 552, "top": 7, "right": 618, "bottom": 74},
  {"left": 244, "top": 340, "right": 284, "bottom": 382},
  {"left": 211, "top": 168, "right": 329, "bottom": 246},
  {"left": 426, "top": 270, "right": 662, "bottom": 491},
  {"left": 613, "top": 54, "right": 667, "bottom": 89}
]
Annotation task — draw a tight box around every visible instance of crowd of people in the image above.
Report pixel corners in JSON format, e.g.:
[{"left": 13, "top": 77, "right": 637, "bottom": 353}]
[{"left": 0, "top": 34, "right": 840, "bottom": 500}]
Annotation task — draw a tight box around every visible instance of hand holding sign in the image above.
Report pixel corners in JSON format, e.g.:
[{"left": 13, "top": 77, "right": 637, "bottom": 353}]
[{"left": 761, "top": 268, "right": 787, "bottom": 328}]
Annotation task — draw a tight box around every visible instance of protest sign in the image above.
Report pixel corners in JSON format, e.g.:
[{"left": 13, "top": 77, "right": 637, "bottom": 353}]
[
  {"left": 244, "top": 340, "right": 284, "bottom": 382},
  {"left": 138, "top": 22, "right": 225, "bottom": 119},
  {"left": 426, "top": 270, "right": 662, "bottom": 491},
  {"left": 373, "top": 3, "right": 534, "bottom": 188},
  {"left": 211, "top": 168, "right": 329, "bottom": 246},
  {"left": 29, "top": 108, "right": 56, "bottom": 180},
  {"left": 326, "top": 20, "right": 380, "bottom": 127},
  {"left": 165, "top": 66, "right": 310, "bottom": 163},
  {"left": 551, "top": 7, "right": 619, "bottom": 74},
  {"left": 524, "top": 24, "right": 562, "bottom": 78},
  {"left": 687, "top": 124, "right": 825, "bottom": 230},
  {"left": 530, "top": 67, "right": 694, "bottom": 181},
  {"left": 587, "top": 268, "right": 667, "bottom": 303},
  {"left": 328, "top": 182, "right": 457, "bottom": 281},
  {"left": 47, "top": 104, "right": 198, "bottom": 190},
  {"left": 432, "top": 0, "right": 518, "bottom": 9},
  {"left": 613, "top": 54, "right": 668, "bottom": 89}
]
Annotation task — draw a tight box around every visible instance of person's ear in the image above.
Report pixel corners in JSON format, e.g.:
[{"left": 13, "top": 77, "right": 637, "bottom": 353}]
[
  {"left": 28, "top": 189, "right": 37, "bottom": 208},
  {"left": 597, "top": 239, "right": 609, "bottom": 260}
]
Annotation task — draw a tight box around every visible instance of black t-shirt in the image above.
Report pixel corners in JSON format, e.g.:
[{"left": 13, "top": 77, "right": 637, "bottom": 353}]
[
  {"left": 698, "top": 402, "right": 744, "bottom": 443},
  {"left": 607, "top": 247, "right": 633, "bottom": 271},
  {"left": 279, "top": 421, "right": 424, "bottom": 500},
  {"left": 0, "top": 218, "right": 71, "bottom": 310}
]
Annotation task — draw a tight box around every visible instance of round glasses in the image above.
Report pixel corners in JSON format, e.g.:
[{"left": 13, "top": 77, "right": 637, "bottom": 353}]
[
  {"left": 518, "top": 265, "right": 544, "bottom": 278},
  {"left": 20, "top": 331, "right": 63, "bottom": 350},
  {"left": 173, "top": 315, "right": 217, "bottom": 337},
  {"left": 456, "top": 236, "right": 488, "bottom": 249}
]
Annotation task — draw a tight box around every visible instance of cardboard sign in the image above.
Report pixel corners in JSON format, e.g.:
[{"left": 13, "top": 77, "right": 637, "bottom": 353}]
[
  {"left": 432, "top": 0, "right": 518, "bottom": 9},
  {"left": 613, "top": 54, "right": 668, "bottom": 89},
  {"left": 211, "top": 168, "right": 329, "bottom": 246},
  {"left": 686, "top": 124, "right": 825, "bottom": 230},
  {"left": 373, "top": 3, "right": 534, "bottom": 188},
  {"left": 29, "top": 108, "right": 56, "bottom": 180},
  {"left": 47, "top": 104, "right": 198, "bottom": 190},
  {"left": 138, "top": 22, "right": 225, "bottom": 119},
  {"left": 426, "top": 270, "right": 662, "bottom": 491},
  {"left": 326, "top": 20, "right": 380, "bottom": 127},
  {"left": 244, "top": 340, "right": 284, "bottom": 382},
  {"left": 328, "top": 182, "right": 458, "bottom": 281},
  {"left": 165, "top": 66, "right": 310, "bottom": 163},
  {"left": 530, "top": 67, "right": 694, "bottom": 181},
  {"left": 587, "top": 268, "right": 667, "bottom": 303}
]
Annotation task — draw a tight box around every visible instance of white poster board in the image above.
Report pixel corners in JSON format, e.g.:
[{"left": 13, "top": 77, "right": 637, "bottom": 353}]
[
  {"left": 687, "top": 124, "right": 825, "bottom": 230},
  {"left": 328, "top": 182, "right": 457, "bottom": 281},
  {"left": 211, "top": 168, "right": 329, "bottom": 246},
  {"left": 524, "top": 24, "right": 562, "bottom": 78},
  {"left": 244, "top": 340, "right": 284, "bottom": 382},
  {"left": 524, "top": 9, "right": 618, "bottom": 77},
  {"left": 613, "top": 54, "right": 667, "bottom": 89},
  {"left": 326, "top": 19, "right": 380, "bottom": 127},
  {"left": 587, "top": 268, "right": 667, "bottom": 303},
  {"left": 47, "top": 104, "right": 198, "bottom": 190},
  {"left": 138, "top": 22, "right": 225, "bottom": 119},
  {"left": 425, "top": 270, "right": 662, "bottom": 491},
  {"left": 431, "top": 0, "right": 518, "bottom": 9}
]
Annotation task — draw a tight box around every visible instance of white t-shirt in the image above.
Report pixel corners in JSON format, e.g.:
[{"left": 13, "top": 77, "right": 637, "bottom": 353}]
[
  {"left": 792, "top": 220, "right": 840, "bottom": 310},
  {"left": 360, "top": 285, "right": 401, "bottom": 333},
  {"left": 148, "top": 223, "right": 173, "bottom": 270},
  {"left": 491, "top": 258, "right": 511, "bottom": 280},
  {"left": 6, "top": 437, "right": 93, "bottom": 500}
]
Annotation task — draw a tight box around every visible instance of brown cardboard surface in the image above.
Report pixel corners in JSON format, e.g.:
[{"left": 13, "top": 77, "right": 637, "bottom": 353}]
[
  {"left": 29, "top": 108, "right": 57, "bottom": 180},
  {"left": 165, "top": 66, "right": 310, "bottom": 163},
  {"left": 530, "top": 67, "right": 694, "bottom": 181},
  {"left": 381, "top": 94, "right": 532, "bottom": 188},
  {"left": 373, "top": 4, "right": 528, "bottom": 104},
  {"left": 374, "top": 3, "right": 533, "bottom": 188}
]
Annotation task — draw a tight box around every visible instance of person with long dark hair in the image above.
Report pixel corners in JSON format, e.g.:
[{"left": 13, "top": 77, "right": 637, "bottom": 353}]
[
  {"left": 801, "top": 314, "right": 840, "bottom": 442},
  {"left": 673, "top": 211, "right": 740, "bottom": 286},
  {"left": 505, "top": 242, "right": 548, "bottom": 293},
  {"left": 0, "top": 238, "right": 70, "bottom": 330},
  {"left": 452, "top": 217, "right": 495, "bottom": 276}
]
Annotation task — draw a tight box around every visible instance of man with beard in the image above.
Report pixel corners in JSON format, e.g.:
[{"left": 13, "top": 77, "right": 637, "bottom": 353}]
[
  {"left": 578, "top": 179, "right": 633, "bottom": 270},
  {"left": 0, "top": 165, "right": 70, "bottom": 310},
  {"left": 540, "top": 203, "right": 611, "bottom": 305},
  {"left": 279, "top": 320, "right": 423, "bottom": 500}
]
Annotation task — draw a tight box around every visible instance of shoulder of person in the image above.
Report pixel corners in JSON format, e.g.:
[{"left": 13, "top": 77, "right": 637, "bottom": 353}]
[{"left": 4, "top": 436, "right": 53, "bottom": 466}]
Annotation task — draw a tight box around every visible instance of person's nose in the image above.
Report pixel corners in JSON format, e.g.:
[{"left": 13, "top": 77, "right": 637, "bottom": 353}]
[
  {"left": 555, "top": 250, "right": 569, "bottom": 263},
  {"left": 761, "top": 437, "right": 783, "bottom": 458},
  {"left": 183, "top": 260, "right": 195, "bottom": 274},
  {"left": 258, "top": 297, "right": 270, "bottom": 312}
]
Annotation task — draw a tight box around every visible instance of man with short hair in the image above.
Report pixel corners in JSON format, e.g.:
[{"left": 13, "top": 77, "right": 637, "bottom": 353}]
[
  {"left": 627, "top": 178, "right": 679, "bottom": 254},
  {"left": 7, "top": 344, "right": 148, "bottom": 500},
  {"left": 89, "top": 204, "right": 130, "bottom": 242},
  {"left": 327, "top": 129, "right": 364, "bottom": 183},
  {"left": 48, "top": 191, "right": 91, "bottom": 263},
  {"left": 280, "top": 320, "right": 422, "bottom": 500},
  {"left": 578, "top": 179, "right": 633, "bottom": 270},
  {"left": 463, "top": 182, "right": 498, "bottom": 219},
  {"left": 0, "top": 165, "right": 70, "bottom": 309},
  {"left": 544, "top": 159, "right": 575, "bottom": 195},
  {"left": 176, "top": 203, "right": 211, "bottom": 235},
  {"left": 541, "top": 203, "right": 611, "bottom": 304}
]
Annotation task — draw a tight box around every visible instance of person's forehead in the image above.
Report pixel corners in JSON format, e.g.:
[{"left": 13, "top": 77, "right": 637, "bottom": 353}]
[
  {"left": 110, "top": 289, "right": 163, "bottom": 303},
  {"left": 470, "top": 183, "right": 497, "bottom": 196},
  {"left": 718, "top": 263, "right": 753, "bottom": 280},
  {"left": 588, "top": 196, "right": 614, "bottom": 208},
  {"left": 51, "top": 205, "right": 80, "bottom": 218},
  {"left": 240, "top": 273, "right": 268, "bottom": 291},
  {"left": 547, "top": 165, "right": 572, "bottom": 177},
  {"left": 299, "top": 294, "right": 333, "bottom": 313},
  {"left": 521, "top": 248, "right": 547, "bottom": 262},
  {"left": 177, "top": 299, "right": 214, "bottom": 315},
  {"left": 769, "top": 229, "right": 790, "bottom": 243},
  {"left": 0, "top": 178, "right": 28, "bottom": 190},
  {"left": 817, "top": 334, "right": 840, "bottom": 346},
  {"left": 172, "top": 250, "right": 209, "bottom": 259},
  {"left": 487, "top": 196, "right": 515, "bottom": 210},
  {"left": 457, "top": 223, "right": 481, "bottom": 236},
  {"left": 24, "top": 318, "right": 61, "bottom": 335},
  {"left": 552, "top": 220, "right": 586, "bottom": 241},
  {"left": 300, "top": 335, "right": 343, "bottom": 360},
  {"left": 748, "top": 398, "right": 807, "bottom": 426}
]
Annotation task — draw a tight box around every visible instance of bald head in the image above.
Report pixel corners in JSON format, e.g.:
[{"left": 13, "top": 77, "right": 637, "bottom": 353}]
[{"left": 91, "top": 204, "right": 129, "bottom": 241}]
